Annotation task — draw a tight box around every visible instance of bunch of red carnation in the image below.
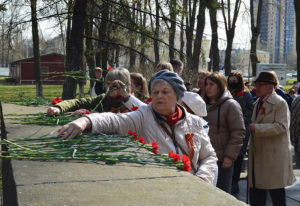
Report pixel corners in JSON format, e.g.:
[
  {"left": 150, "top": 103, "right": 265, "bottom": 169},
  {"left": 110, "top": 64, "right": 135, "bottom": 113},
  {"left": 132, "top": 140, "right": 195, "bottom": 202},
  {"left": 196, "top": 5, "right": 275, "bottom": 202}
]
[
  {"left": 169, "top": 150, "right": 191, "bottom": 172},
  {"left": 51, "top": 96, "right": 63, "bottom": 105},
  {"left": 182, "top": 154, "right": 191, "bottom": 172},
  {"left": 128, "top": 130, "right": 138, "bottom": 141},
  {"left": 131, "top": 106, "right": 139, "bottom": 111},
  {"left": 80, "top": 110, "right": 90, "bottom": 115},
  {"left": 237, "top": 91, "right": 245, "bottom": 97},
  {"left": 128, "top": 130, "right": 159, "bottom": 154},
  {"left": 151, "top": 141, "right": 159, "bottom": 154},
  {"left": 145, "top": 97, "right": 152, "bottom": 104},
  {"left": 169, "top": 150, "right": 181, "bottom": 162}
]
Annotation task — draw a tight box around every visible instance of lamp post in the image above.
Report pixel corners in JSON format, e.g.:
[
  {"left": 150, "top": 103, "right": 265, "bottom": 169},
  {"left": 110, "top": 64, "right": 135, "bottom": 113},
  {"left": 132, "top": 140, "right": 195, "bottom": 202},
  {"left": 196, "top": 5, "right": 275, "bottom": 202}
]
[{"left": 206, "top": 57, "right": 211, "bottom": 71}]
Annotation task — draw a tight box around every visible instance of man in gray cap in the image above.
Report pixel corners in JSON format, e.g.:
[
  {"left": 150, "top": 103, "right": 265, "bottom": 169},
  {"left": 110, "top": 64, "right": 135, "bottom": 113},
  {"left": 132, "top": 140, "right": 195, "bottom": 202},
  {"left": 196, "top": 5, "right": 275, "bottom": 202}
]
[{"left": 248, "top": 71, "right": 295, "bottom": 206}]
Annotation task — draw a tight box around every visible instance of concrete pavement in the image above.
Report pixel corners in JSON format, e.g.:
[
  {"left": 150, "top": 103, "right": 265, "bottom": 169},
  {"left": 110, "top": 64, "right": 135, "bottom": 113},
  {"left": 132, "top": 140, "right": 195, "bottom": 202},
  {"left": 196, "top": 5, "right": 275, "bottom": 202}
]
[{"left": 234, "top": 167, "right": 300, "bottom": 205}]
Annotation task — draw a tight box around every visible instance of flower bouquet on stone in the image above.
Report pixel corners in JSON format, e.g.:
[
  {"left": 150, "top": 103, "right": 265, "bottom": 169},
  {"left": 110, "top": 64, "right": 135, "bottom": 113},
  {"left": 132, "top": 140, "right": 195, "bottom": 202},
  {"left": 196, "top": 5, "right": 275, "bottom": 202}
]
[
  {"left": 1, "top": 131, "right": 175, "bottom": 169},
  {"left": 7, "top": 112, "right": 81, "bottom": 126},
  {"left": 128, "top": 130, "right": 191, "bottom": 173}
]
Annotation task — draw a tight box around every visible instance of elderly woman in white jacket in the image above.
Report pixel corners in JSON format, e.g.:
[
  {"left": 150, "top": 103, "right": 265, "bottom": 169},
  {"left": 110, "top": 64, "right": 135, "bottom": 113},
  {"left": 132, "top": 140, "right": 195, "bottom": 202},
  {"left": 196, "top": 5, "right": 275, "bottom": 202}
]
[{"left": 58, "top": 70, "right": 218, "bottom": 184}]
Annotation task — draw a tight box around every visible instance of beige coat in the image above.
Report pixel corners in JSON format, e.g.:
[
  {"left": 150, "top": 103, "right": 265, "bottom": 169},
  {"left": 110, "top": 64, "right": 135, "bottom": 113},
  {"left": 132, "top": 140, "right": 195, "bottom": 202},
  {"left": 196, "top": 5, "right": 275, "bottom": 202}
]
[
  {"left": 87, "top": 104, "right": 218, "bottom": 184},
  {"left": 249, "top": 91, "right": 296, "bottom": 189}
]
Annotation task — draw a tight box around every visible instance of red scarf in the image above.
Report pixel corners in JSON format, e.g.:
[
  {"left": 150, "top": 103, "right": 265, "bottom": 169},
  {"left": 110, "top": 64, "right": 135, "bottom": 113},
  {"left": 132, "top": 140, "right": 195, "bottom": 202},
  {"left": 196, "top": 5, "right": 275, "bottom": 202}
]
[{"left": 165, "top": 106, "right": 183, "bottom": 127}]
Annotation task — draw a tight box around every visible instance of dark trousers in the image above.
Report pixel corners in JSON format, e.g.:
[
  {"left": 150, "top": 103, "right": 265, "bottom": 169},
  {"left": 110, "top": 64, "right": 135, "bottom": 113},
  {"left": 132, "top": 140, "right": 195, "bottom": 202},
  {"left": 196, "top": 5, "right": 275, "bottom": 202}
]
[
  {"left": 249, "top": 188, "right": 286, "bottom": 206},
  {"left": 232, "top": 155, "right": 243, "bottom": 185},
  {"left": 216, "top": 161, "right": 234, "bottom": 194},
  {"left": 295, "top": 149, "right": 300, "bottom": 169},
  {"left": 250, "top": 157, "right": 286, "bottom": 206}
]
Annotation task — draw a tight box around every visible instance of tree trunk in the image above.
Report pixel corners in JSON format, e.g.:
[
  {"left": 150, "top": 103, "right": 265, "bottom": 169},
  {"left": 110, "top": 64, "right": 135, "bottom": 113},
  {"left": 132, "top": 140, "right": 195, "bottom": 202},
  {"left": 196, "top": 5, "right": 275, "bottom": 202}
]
[
  {"left": 64, "top": 0, "right": 73, "bottom": 97},
  {"left": 185, "top": 0, "right": 198, "bottom": 70},
  {"left": 139, "top": 0, "right": 147, "bottom": 67},
  {"left": 221, "top": 0, "right": 241, "bottom": 76},
  {"left": 100, "top": 3, "right": 109, "bottom": 70},
  {"left": 55, "top": 2, "right": 66, "bottom": 55},
  {"left": 129, "top": 2, "right": 137, "bottom": 70},
  {"left": 209, "top": 7, "right": 219, "bottom": 71},
  {"left": 168, "top": 0, "right": 176, "bottom": 60},
  {"left": 30, "top": 0, "right": 43, "bottom": 98},
  {"left": 129, "top": 37, "right": 136, "bottom": 70},
  {"left": 62, "top": 0, "right": 87, "bottom": 100},
  {"left": 84, "top": 2, "right": 95, "bottom": 92},
  {"left": 179, "top": 0, "right": 185, "bottom": 62},
  {"left": 250, "top": 0, "right": 263, "bottom": 77},
  {"left": 295, "top": 0, "right": 300, "bottom": 82},
  {"left": 115, "top": 45, "right": 120, "bottom": 67},
  {"left": 154, "top": 0, "right": 160, "bottom": 65},
  {"left": 1, "top": 12, "right": 4, "bottom": 67},
  {"left": 224, "top": 33, "right": 234, "bottom": 75},
  {"left": 191, "top": 0, "right": 206, "bottom": 72},
  {"left": 95, "top": 20, "right": 101, "bottom": 67}
]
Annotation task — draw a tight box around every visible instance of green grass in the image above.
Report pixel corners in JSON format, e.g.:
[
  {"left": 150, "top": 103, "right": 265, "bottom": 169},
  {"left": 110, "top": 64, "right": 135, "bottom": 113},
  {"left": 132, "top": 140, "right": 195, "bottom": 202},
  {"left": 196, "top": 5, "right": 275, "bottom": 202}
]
[{"left": 0, "top": 80, "right": 91, "bottom": 102}]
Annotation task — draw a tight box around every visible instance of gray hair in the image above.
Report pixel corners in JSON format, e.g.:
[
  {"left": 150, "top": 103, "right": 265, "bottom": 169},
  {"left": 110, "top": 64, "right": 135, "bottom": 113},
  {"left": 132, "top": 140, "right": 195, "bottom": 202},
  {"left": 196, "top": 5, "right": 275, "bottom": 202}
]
[{"left": 105, "top": 67, "right": 131, "bottom": 91}]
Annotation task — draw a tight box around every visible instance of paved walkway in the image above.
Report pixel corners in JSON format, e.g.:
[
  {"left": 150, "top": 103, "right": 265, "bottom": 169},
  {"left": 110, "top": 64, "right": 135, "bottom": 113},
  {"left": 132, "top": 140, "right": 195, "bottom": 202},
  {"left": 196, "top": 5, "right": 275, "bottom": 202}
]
[{"left": 234, "top": 169, "right": 300, "bottom": 205}]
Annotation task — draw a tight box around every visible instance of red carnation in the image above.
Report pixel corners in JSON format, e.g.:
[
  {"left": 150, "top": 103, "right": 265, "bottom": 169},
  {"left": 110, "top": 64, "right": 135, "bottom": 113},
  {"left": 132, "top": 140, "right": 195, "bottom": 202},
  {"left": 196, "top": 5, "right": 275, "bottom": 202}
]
[
  {"left": 169, "top": 150, "right": 175, "bottom": 158},
  {"left": 85, "top": 110, "right": 90, "bottom": 114},
  {"left": 128, "top": 130, "right": 138, "bottom": 140},
  {"left": 145, "top": 97, "right": 152, "bottom": 104},
  {"left": 237, "top": 91, "right": 245, "bottom": 97},
  {"left": 139, "top": 137, "right": 145, "bottom": 144},
  {"left": 108, "top": 66, "right": 113, "bottom": 71},
  {"left": 51, "top": 96, "right": 63, "bottom": 105},
  {"left": 131, "top": 106, "right": 139, "bottom": 111},
  {"left": 173, "top": 154, "right": 181, "bottom": 162},
  {"left": 184, "top": 160, "right": 191, "bottom": 172},
  {"left": 152, "top": 141, "right": 159, "bottom": 154},
  {"left": 182, "top": 154, "right": 191, "bottom": 172},
  {"left": 182, "top": 154, "right": 189, "bottom": 163},
  {"left": 51, "top": 99, "right": 58, "bottom": 105}
]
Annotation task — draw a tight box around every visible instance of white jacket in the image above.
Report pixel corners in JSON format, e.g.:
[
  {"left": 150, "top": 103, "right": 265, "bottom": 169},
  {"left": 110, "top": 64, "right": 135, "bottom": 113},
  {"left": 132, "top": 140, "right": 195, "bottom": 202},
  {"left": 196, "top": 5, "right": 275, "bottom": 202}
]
[{"left": 87, "top": 104, "right": 218, "bottom": 184}]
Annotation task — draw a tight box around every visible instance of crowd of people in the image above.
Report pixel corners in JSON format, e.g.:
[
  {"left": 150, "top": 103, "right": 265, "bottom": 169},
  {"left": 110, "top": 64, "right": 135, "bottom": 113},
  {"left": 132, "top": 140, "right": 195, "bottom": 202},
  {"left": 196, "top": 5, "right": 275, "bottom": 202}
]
[{"left": 47, "top": 59, "right": 299, "bottom": 206}]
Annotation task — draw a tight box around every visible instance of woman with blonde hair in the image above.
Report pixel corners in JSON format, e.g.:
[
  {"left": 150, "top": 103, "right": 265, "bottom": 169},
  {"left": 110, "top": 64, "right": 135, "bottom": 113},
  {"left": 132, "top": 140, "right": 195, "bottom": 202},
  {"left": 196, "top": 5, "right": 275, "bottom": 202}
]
[
  {"left": 197, "top": 70, "right": 211, "bottom": 97},
  {"left": 204, "top": 72, "right": 245, "bottom": 193},
  {"left": 156, "top": 62, "right": 174, "bottom": 72},
  {"left": 130, "top": 72, "right": 150, "bottom": 102}
]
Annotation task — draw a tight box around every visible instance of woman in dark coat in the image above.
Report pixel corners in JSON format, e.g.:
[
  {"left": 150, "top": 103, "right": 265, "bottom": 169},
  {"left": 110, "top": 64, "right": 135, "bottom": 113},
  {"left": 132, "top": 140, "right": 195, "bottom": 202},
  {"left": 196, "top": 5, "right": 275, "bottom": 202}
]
[{"left": 227, "top": 72, "right": 254, "bottom": 194}]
